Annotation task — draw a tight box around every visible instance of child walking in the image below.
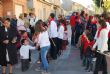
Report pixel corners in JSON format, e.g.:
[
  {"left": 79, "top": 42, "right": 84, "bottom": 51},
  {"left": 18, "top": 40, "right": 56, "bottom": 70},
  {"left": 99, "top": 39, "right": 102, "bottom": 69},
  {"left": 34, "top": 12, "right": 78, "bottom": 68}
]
[{"left": 20, "top": 39, "right": 36, "bottom": 72}]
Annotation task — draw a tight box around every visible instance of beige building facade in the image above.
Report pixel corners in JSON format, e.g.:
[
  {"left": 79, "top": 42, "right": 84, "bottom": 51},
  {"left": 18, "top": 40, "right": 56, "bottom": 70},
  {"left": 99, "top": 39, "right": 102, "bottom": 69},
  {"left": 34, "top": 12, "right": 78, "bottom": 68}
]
[{"left": 27, "top": 0, "right": 62, "bottom": 21}]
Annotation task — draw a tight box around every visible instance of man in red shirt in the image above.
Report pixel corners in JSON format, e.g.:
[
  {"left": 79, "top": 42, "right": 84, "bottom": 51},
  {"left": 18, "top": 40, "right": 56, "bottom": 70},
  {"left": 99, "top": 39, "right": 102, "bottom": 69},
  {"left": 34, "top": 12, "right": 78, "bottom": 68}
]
[{"left": 70, "top": 12, "right": 76, "bottom": 46}]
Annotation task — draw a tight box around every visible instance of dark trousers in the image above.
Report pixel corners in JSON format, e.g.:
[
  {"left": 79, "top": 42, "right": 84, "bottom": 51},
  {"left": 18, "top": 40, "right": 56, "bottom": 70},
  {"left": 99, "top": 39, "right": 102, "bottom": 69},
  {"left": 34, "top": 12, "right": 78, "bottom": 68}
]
[
  {"left": 50, "top": 38, "right": 58, "bottom": 60},
  {"left": 29, "top": 26, "right": 35, "bottom": 34},
  {"left": 86, "top": 57, "right": 93, "bottom": 71},
  {"left": 21, "top": 59, "right": 30, "bottom": 72},
  {"left": 108, "top": 38, "right": 110, "bottom": 51},
  {"left": 75, "top": 32, "right": 80, "bottom": 45},
  {"left": 57, "top": 38, "right": 63, "bottom": 54},
  {"left": 71, "top": 27, "right": 75, "bottom": 45},
  {"left": 94, "top": 52, "right": 107, "bottom": 74},
  {"left": 29, "top": 50, "right": 31, "bottom": 62}
]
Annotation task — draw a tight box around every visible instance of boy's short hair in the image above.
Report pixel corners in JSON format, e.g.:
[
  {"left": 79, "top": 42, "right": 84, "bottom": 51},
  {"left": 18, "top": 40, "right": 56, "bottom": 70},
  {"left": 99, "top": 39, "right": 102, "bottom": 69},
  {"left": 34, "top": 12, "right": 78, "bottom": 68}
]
[
  {"left": 20, "top": 30, "right": 26, "bottom": 35},
  {"left": 21, "top": 39, "right": 27, "bottom": 45},
  {"left": 50, "top": 13, "right": 55, "bottom": 18}
]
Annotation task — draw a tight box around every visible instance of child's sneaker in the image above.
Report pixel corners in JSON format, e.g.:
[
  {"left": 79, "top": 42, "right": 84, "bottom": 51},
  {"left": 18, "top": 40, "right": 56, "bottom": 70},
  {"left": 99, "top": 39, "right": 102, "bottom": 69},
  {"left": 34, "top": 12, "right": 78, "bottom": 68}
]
[{"left": 37, "top": 60, "right": 41, "bottom": 64}]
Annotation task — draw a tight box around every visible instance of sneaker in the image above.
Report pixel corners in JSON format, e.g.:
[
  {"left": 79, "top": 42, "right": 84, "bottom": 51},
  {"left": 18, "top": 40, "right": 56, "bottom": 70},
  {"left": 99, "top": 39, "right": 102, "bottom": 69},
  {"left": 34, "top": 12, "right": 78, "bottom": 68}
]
[
  {"left": 41, "top": 71, "right": 51, "bottom": 74},
  {"left": 37, "top": 61, "right": 41, "bottom": 64},
  {"left": 87, "top": 70, "right": 92, "bottom": 73},
  {"left": 35, "top": 67, "right": 42, "bottom": 71}
]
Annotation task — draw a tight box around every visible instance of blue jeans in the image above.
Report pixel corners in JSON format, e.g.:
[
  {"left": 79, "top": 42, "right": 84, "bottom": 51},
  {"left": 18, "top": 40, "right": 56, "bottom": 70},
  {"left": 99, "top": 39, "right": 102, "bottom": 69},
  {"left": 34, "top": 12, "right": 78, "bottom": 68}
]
[{"left": 41, "top": 46, "right": 50, "bottom": 70}]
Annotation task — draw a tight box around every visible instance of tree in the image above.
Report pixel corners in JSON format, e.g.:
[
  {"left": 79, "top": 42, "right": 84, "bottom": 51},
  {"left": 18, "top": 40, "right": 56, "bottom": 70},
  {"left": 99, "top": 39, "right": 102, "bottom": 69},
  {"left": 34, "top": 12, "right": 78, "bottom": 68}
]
[
  {"left": 94, "top": 0, "right": 110, "bottom": 12},
  {"left": 93, "top": 0, "right": 102, "bottom": 7},
  {"left": 102, "top": 0, "right": 110, "bottom": 11}
]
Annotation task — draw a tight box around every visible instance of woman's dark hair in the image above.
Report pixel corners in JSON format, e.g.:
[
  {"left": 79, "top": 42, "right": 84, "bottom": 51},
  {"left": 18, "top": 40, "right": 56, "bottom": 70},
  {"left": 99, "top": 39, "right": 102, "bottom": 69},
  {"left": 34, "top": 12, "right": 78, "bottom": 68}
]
[
  {"left": 21, "top": 39, "right": 27, "bottom": 45},
  {"left": 42, "top": 22, "right": 48, "bottom": 27},
  {"left": 98, "top": 19, "right": 107, "bottom": 28},
  {"left": 101, "top": 13, "right": 108, "bottom": 20},
  {"left": 80, "top": 10, "right": 85, "bottom": 17},
  {"left": 76, "top": 12, "right": 79, "bottom": 16},
  {"left": 94, "top": 14, "right": 100, "bottom": 18},
  {"left": 60, "top": 19, "right": 65, "bottom": 24},
  {"left": 50, "top": 13, "right": 55, "bottom": 18},
  {"left": 35, "top": 20, "right": 44, "bottom": 32},
  {"left": 87, "top": 16, "right": 93, "bottom": 24},
  {"left": 24, "top": 13, "right": 27, "bottom": 17},
  {"left": 29, "top": 13, "right": 32, "bottom": 16}
]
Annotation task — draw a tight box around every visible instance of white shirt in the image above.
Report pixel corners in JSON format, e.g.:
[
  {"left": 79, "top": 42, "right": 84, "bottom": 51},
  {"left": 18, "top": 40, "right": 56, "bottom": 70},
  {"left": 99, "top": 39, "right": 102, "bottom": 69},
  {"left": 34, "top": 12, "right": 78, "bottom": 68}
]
[
  {"left": 20, "top": 45, "right": 36, "bottom": 59},
  {"left": 93, "top": 29, "right": 109, "bottom": 53},
  {"left": 94, "top": 30, "right": 98, "bottom": 40},
  {"left": 48, "top": 20, "right": 58, "bottom": 38},
  {"left": 30, "top": 17, "right": 38, "bottom": 27},
  {"left": 106, "top": 22, "right": 110, "bottom": 31},
  {"left": 17, "top": 19, "right": 26, "bottom": 31},
  {"left": 63, "top": 31, "right": 68, "bottom": 40},
  {"left": 58, "top": 25, "right": 64, "bottom": 39},
  {"left": 94, "top": 22, "right": 110, "bottom": 41},
  {"left": 38, "top": 31, "right": 50, "bottom": 48}
]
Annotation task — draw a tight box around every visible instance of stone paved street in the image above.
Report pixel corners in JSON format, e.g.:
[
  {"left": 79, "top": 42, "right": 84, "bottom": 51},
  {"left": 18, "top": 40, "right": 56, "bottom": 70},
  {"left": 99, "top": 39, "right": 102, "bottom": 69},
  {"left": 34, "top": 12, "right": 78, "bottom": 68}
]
[{"left": 12, "top": 45, "right": 93, "bottom": 74}]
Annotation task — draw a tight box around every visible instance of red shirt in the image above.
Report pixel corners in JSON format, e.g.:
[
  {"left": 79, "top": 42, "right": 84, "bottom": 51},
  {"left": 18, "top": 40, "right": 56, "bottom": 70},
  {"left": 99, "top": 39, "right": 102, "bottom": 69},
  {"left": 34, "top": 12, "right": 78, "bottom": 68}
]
[
  {"left": 81, "top": 34, "right": 88, "bottom": 54},
  {"left": 81, "top": 34, "right": 93, "bottom": 55},
  {"left": 70, "top": 15, "right": 76, "bottom": 27},
  {"left": 83, "top": 38, "right": 90, "bottom": 54}
]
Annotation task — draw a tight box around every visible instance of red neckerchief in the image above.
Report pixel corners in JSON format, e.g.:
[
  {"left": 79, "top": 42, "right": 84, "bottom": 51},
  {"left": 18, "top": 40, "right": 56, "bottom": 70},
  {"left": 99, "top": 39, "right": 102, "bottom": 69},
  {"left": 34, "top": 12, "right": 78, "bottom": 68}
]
[
  {"left": 48, "top": 18, "right": 54, "bottom": 26},
  {"left": 62, "top": 23, "right": 67, "bottom": 31},
  {"left": 91, "top": 21, "right": 97, "bottom": 25},
  {"left": 108, "top": 31, "right": 110, "bottom": 38},
  {"left": 97, "top": 26, "right": 106, "bottom": 38}
]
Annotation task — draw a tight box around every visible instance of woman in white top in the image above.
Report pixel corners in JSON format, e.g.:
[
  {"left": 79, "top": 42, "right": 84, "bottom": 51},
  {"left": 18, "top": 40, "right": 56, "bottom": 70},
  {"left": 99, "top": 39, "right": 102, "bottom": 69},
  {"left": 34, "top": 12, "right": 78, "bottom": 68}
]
[
  {"left": 92, "top": 19, "right": 109, "bottom": 74},
  {"left": 57, "top": 19, "right": 64, "bottom": 55},
  {"left": 35, "top": 20, "right": 50, "bottom": 74}
]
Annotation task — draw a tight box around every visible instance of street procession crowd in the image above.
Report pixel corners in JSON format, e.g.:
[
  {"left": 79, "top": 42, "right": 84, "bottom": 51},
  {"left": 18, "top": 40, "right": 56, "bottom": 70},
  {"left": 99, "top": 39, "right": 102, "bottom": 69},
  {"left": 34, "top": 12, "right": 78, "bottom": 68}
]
[
  {"left": 0, "top": 12, "right": 68, "bottom": 74},
  {"left": 70, "top": 11, "right": 110, "bottom": 74},
  {"left": 0, "top": 10, "right": 110, "bottom": 74}
]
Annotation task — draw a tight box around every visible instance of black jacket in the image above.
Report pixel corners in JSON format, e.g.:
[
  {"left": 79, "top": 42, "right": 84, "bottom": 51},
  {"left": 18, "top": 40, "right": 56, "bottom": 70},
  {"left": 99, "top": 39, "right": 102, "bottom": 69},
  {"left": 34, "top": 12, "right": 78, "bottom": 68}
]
[{"left": 0, "top": 26, "right": 19, "bottom": 66}]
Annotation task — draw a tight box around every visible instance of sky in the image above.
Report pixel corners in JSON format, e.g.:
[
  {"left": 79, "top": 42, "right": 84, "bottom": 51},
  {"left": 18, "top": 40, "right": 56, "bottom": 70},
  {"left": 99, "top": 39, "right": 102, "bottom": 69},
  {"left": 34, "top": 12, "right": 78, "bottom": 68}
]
[
  {"left": 60, "top": 0, "right": 63, "bottom": 3},
  {"left": 72, "top": 0, "right": 95, "bottom": 11},
  {"left": 61, "top": 0, "right": 94, "bottom": 11}
]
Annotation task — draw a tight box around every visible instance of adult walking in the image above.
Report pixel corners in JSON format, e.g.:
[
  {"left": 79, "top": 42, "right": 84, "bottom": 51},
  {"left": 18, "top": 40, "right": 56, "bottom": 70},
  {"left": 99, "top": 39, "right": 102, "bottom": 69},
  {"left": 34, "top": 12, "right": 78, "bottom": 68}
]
[
  {"left": 80, "top": 11, "right": 87, "bottom": 33},
  {"left": 35, "top": 20, "right": 50, "bottom": 74},
  {"left": 29, "top": 13, "right": 38, "bottom": 35},
  {"left": 92, "top": 19, "right": 108, "bottom": 74},
  {"left": 0, "top": 18, "right": 19, "bottom": 74},
  {"left": 70, "top": 12, "right": 76, "bottom": 46},
  {"left": 48, "top": 13, "right": 58, "bottom": 60}
]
